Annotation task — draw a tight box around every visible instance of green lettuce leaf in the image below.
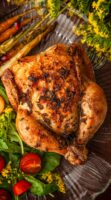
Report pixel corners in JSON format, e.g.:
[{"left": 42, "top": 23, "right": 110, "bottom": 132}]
[
  {"left": 0, "top": 139, "right": 8, "bottom": 150},
  {"left": 25, "top": 175, "right": 57, "bottom": 196},
  {"left": 41, "top": 152, "right": 61, "bottom": 173},
  {"left": 0, "top": 107, "right": 24, "bottom": 154}
]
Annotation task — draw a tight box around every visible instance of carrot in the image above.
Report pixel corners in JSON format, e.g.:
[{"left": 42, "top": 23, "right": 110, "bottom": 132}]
[
  {"left": 0, "top": 31, "right": 24, "bottom": 55},
  {"left": 0, "top": 4, "right": 67, "bottom": 66},
  {"left": 0, "top": 23, "right": 56, "bottom": 77},
  {"left": 0, "top": 43, "right": 23, "bottom": 64},
  {"left": 0, "top": 17, "right": 36, "bottom": 43},
  {"left": 0, "top": 8, "right": 37, "bottom": 34},
  {"left": 0, "top": 14, "right": 50, "bottom": 56},
  {"left": 0, "top": 15, "right": 21, "bottom": 35}
]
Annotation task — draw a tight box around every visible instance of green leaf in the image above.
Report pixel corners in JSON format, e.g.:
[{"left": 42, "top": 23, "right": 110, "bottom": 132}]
[
  {"left": 8, "top": 123, "right": 24, "bottom": 155},
  {"left": 0, "top": 181, "right": 11, "bottom": 190},
  {"left": 8, "top": 125, "right": 19, "bottom": 142},
  {"left": 0, "top": 141, "right": 22, "bottom": 153},
  {"left": 5, "top": 142, "right": 22, "bottom": 153},
  {"left": 0, "top": 107, "right": 24, "bottom": 155},
  {"left": 0, "top": 139, "right": 8, "bottom": 150},
  {"left": 0, "top": 107, "right": 14, "bottom": 138},
  {"left": 23, "top": 143, "right": 44, "bottom": 156},
  {"left": 0, "top": 152, "right": 9, "bottom": 163},
  {"left": 9, "top": 153, "right": 20, "bottom": 168},
  {"left": 25, "top": 175, "right": 57, "bottom": 196},
  {"left": 41, "top": 152, "right": 61, "bottom": 173},
  {"left": 0, "top": 83, "right": 9, "bottom": 104}
]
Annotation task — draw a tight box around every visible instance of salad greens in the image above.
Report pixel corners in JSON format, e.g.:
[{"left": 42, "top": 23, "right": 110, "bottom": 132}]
[
  {"left": 41, "top": 152, "right": 61, "bottom": 173},
  {"left": 0, "top": 106, "right": 24, "bottom": 154},
  {"left": 0, "top": 82, "right": 65, "bottom": 199},
  {"left": 25, "top": 175, "right": 57, "bottom": 196}
]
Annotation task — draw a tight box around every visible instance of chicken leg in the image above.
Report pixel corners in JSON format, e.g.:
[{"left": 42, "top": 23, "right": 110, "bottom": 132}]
[
  {"left": 16, "top": 105, "right": 67, "bottom": 155},
  {"left": 65, "top": 78, "right": 107, "bottom": 165}
]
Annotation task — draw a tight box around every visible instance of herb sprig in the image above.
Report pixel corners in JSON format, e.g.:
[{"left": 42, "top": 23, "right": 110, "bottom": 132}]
[{"left": 8, "top": 0, "right": 111, "bottom": 60}]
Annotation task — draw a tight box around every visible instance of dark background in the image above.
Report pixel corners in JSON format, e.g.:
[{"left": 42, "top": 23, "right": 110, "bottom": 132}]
[
  {"left": 93, "top": 61, "right": 111, "bottom": 200},
  {"left": 96, "top": 185, "right": 111, "bottom": 200}
]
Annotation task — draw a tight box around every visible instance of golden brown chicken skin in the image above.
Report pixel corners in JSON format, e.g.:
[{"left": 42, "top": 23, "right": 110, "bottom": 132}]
[{"left": 2, "top": 43, "right": 107, "bottom": 165}]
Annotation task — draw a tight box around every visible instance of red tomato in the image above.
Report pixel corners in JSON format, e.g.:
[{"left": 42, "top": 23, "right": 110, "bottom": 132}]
[
  {"left": 13, "top": 180, "right": 31, "bottom": 196},
  {"left": 0, "top": 189, "right": 12, "bottom": 200},
  {"left": 20, "top": 153, "right": 41, "bottom": 174},
  {"left": 0, "top": 155, "right": 5, "bottom": 172}
]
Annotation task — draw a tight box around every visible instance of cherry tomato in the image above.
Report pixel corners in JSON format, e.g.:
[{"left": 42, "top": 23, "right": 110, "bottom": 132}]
[
  {"left": 13, "top": 180, "right": 31, "bottom": 196},
  {"left": 20, "top": 153, "right": 41, "bottom": 174},
  {"left": 0, "top": 189, "right": 12, "bottom": 200},
  {"left": 0, "top": 155, "right": 5, "bottom": 172}
]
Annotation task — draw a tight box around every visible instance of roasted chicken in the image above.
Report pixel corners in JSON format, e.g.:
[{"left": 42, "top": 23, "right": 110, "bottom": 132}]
[{"left": 1, "top": 43, "right": 107, "bottom": 165}]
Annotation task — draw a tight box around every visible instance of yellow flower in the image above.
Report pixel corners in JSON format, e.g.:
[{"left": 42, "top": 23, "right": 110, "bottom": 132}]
[
  {"left": 94, "top": 26, "right": 108, "bottom": 38},
  {"left": 99, "top": 9, "right": 104, "bottom": 15},
  {"left": 92, "top": 0, "right": 105, "bottom": 10},
  {"left": 74, "top": 29, "right": 81, "bottom": 36},
  {"left": 81, "top": 38, "right": 86, "bottom": 43},
  {"left": 41, "top": 172, "right": 53, "bottom": 184},
  {"left": 1, "top": 162, "right": 12, "bottom": 178},
  {"left": 97, "top": 0, "right": 105, "bottom": 7},
  {"left": 95, "top": 44, "right": 101, "bottom": 51},
  {"left": 1, "top": 169, "right": 8, "bottom": 178},
  {"left": 94, "top": 26, "right": 99, "bottom": 35},
  {"left": 96, "top": 8, "right": 105, "bottom": 20},
  {"left": 41, "top": 172, "right": 66, "bottom": 193},
  {"left": 88, "top": 13, "right": 98, "bottom": 28},
  {"left": 95, "top": 45, "right": 105, "bottom": 52},
  {"left": 4, "top": 107, "right": 13, "bottom": 114},
  {"left": 92, "top": 2, "right": 97, "bottom": 9},
  {"left": 88, "top": 12, "right": 93, "bottom": 23},
  {"left": 8, "top": 180, "right": 11, "bottom": 184},
  {"left": 54, "top": 174, "right": 66, "bottom": 193},
  {"left": 100, "top": 32, "right": 108, "bottom": 38}
]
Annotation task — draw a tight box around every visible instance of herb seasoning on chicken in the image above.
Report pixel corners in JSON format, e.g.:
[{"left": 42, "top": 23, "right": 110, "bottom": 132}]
[{"left": 1, "top": 43, "right": 107, "bottom": 165}]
